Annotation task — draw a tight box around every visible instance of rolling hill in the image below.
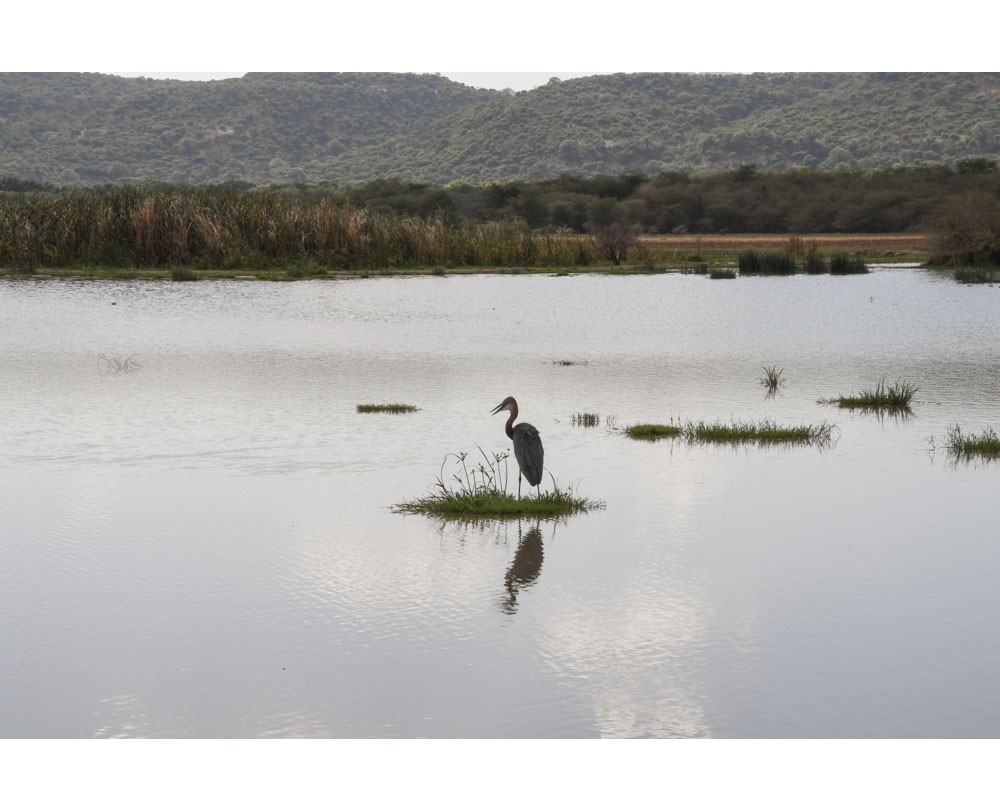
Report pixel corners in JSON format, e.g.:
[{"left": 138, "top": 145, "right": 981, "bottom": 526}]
[{"left": 1, "top": 72, "right": 998, "bottom": 186}]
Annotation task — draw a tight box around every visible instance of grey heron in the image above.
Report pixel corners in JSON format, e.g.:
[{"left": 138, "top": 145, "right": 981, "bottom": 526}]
[{"left": 491, "top": 396, "right": 544, "bottom": 499}]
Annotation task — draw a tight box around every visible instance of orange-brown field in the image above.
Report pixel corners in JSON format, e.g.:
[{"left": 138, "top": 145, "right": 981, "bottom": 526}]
[{"left": 638, "top": 232, "right": 929, "bottom": 259}]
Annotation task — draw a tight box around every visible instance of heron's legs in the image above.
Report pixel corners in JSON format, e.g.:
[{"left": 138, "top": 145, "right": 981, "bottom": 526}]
[{"left": 518, "top": 471, "right": 522, "bottom": 499}]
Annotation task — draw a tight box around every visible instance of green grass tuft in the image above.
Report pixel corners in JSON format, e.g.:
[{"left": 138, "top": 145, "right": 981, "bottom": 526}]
[
  {"left": 820, "top": 378, "right": 917, "bottom": 411},
  {"left": 357, "top": 403, "right": 419, "bottom": 413},
  {"left": 945, "top": 425, "right": 1000, "bottom": 459},
  {"left": 759, "top": 365, "right": 784, "bottom": 390}
]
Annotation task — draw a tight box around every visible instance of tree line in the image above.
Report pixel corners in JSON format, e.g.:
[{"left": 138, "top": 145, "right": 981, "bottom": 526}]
[
  {"left": 287, "top": 161, "right": 1000, "bottom": 235},
  {"left": 3, "top": 161, "right": 1000, "bottom": 268}
]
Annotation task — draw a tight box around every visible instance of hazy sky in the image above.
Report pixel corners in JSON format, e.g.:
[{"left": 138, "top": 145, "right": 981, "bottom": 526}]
[
  {"left": 113, "top": 73, "right": 602, "bottom": 92},
  {"left": 10, "top": 1, "right": 989, "bottom": 76}
]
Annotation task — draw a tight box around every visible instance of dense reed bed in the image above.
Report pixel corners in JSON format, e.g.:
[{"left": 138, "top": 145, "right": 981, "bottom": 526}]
[
  {"left": 738, "top": 249, "right": 868, "bottom": 275},
  {"left": 0, "top": 186, "right": 592, "bottom": 271}
]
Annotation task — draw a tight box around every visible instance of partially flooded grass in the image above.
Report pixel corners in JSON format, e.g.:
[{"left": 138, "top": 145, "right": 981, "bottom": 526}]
[
  {"left": 625, "top": 423, "right": 682, "bottom": 440},
  {"left": 709, "top": 267, "right": 736, "bottom": 279},
  {"left": 392, "top": 448, "right": 603, "bottom": 519},
  {"left": 686, "top": 419, "right": 833, "bottom": 446},
  {"left": 625, "top": 419, "right": 833, "bottom": 446},
  {"left": 828, "top": 253, "right": 869, "bottom": 274},
  {"left": 954, "top": 267, "right": 1000, "bottom": 284},
  {"left": 572, "top": 413, "right": 601, "bottom": 427},
  {"left": 820, "top": 378, "right": 917, "bottom": 411},
  {"left": 738, "top": 251, "right": 796, "bottom": 275},
  {"left": 945, "top": 425, "right": 1000, "bottom": 460},
  {"left": 357, "top": 403, "right": 419, "bottom": 413}
]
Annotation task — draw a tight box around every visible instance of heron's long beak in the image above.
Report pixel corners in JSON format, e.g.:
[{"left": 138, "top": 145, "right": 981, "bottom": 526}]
[{"left": 490, "top": 402, "right": 506, "bottom": 415}]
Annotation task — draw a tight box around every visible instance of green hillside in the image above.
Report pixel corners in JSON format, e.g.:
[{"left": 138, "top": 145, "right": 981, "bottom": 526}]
[
  {"left": 0, "top": 72, "right": 497, "bottom": 184},
  {"left": 1, "top": 72, "right": 998, "bottom": 186}
]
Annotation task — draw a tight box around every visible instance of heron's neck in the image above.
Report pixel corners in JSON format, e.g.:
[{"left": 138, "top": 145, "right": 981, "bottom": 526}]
[{"left": 505, "top": 413, "right": 515, "bottom": 439}]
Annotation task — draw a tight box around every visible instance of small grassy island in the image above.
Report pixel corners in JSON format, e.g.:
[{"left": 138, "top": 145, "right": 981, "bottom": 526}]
[{"left": 393, "top": 449, "right": 604, "bottom": 519}]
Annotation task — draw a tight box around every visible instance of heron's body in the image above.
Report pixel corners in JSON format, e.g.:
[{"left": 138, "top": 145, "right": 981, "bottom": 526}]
[{"left": 491, "top": 396, "right": 544, "bottom": 498}]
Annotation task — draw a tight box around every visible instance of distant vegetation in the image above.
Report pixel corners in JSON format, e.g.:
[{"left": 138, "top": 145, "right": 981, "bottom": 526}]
[{"left": 1, "top": 72, "right": 999, "bottom": 186}]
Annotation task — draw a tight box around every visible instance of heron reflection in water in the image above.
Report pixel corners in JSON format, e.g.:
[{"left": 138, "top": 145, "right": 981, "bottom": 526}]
[
  {"left": 490, "top": 396, "right": 543, "bottom": 499},
  {"left": 502, "top": 522, "right": 545, "bottom": 615}
]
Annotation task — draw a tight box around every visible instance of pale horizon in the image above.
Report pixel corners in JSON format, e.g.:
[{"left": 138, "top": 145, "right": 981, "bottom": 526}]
[{"left": 112, "top": 72, "right": 603, "bottom": 92}]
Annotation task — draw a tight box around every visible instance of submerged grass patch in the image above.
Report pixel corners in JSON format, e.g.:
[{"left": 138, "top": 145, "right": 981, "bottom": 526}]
[
  {"left": 357, "top": 403, "right": 419, "bottom": 413},
  {"left": 98, "top": 354, "right": 141, "bottom": 374},
  {"left": 820, "top": 378, "right": 917, "bottom": 411},
  {"left": 944, "top": 425, "right": 1000, "bottom": 459},
  {"left": 392, "top": 448, "right": 603, "bottom": 519},
  {"left": 572, "top": 413, "right": 601, "bottom": 427}
]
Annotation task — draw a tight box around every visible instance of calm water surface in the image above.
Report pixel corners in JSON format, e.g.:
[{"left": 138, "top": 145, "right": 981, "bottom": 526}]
[{"left": 2, "top": 268, "right": 999, "bottom": 738}]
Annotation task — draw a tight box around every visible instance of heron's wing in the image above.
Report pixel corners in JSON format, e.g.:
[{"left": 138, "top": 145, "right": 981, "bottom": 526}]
[{"left": 512, "top": 423, "right": 544, "bottom": 486}]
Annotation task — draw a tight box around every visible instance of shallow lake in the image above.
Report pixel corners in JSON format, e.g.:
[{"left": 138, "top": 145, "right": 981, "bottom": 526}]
[{"left": 2, "top": 267, "right": 999, "bottom": 738}]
